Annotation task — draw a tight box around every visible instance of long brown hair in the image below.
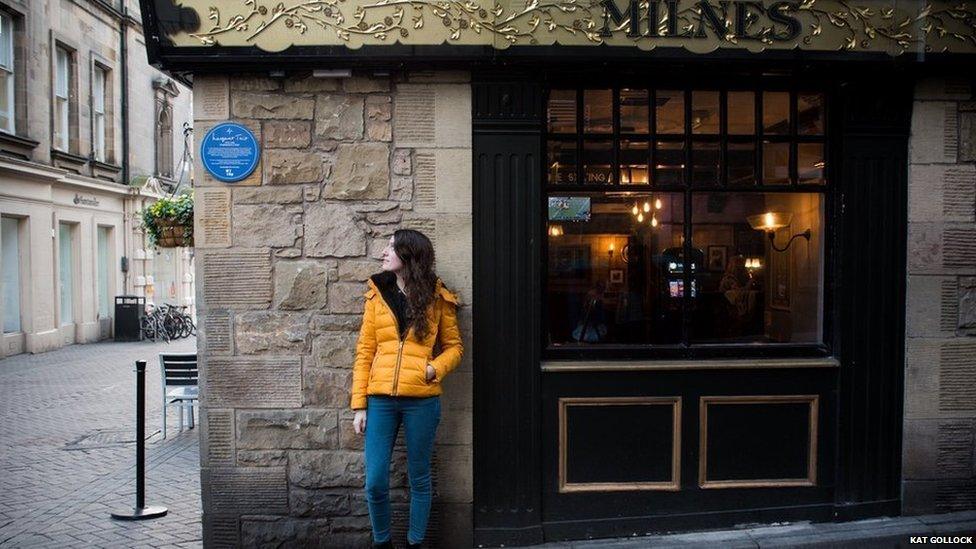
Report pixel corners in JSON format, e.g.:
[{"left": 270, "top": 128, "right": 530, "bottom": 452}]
[{"left": 393, "top": 228, "right": 437, "bottom": 340}]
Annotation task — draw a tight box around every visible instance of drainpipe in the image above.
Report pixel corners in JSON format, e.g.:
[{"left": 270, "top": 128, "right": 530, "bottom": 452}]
[{"left": 120, "top": 5, "right": 131, "bottom": 292}]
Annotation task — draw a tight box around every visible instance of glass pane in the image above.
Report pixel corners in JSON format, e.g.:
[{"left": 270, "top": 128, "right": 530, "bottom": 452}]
[
  {"left": 56, "top": 48, "right": 69, "bottom": 97},
  {"left": 583, "top": 141, "right": 613, "bottom": 184},
  {"left": 655, "top": 141, "right": 685, "bottom": 185},
  {"left": 620, "top": 88, "right": 648, "bottom": 133},
  {"left": 727, "top": 91, "right": 755, "bottom": 135},
  {"left": 0, "top": 14, "right": 12, "bottom": 69},
  {"left": 798, "top": 142, "right": 825, "bottom": 184},
  {"left": 690, "top": 192, "right": 824, "bottom": 344},
  {"left": 59, "top": 223, "right": 73, "bottom": 325},
  {"left": 93, "top": 68, "right": 105, "bottom": 113},
  {"left": 95, "top": 114, "right": 104, "bottom": 160},
  {"left": 656, "top": 90, "right": 684, "bottom": 134},
  {"left": 619, "top": 140, "right": 648, "bottom": 184},
  {"left": 691, "top": 91, "right": 719, "bottom": 134},
  {"left": 763, "top": 91, "right": 789, "bottom": 135},
  {"left": 727, "top": 142, "right": 755, "bottom": 185},
  {"left": 55, "top": 98, "right": 68, "bottom": 150},
  {"left": 798, "top": 93, "right": 824, "bottom": 135},
  {"left": 692, "top": 142, "right": 720, "bottom": 186},
  {"left": 762, "top": 141, "right": 790, "bottom": 184},
  {"left": 546, "top": 192, "right": 686, "bottom": 345},
  {"left": 583, "top": 89, "right": 612, "bottom": 133},
  {"left": 2, "top": 217, "right": 20, "bottom": 333},
  {"left": 548, "top": 89, "right": 576, "bottom": 134},
  {"left": 0, "top": 71, "right": 10, "bottom": 132},
  {"left": 547, "top": 140, "right": 577, "bottom": 184},
  {"left": 97, "top": 227, "right": 110, "bottom": 318}
]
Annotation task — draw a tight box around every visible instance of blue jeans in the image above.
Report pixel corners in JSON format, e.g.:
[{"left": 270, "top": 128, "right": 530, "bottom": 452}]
[{"left": 364, "top": 395, "right": 441, "bottom": 545}]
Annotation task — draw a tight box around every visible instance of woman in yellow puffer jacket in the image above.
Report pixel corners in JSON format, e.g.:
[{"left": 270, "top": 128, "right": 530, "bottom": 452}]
[{"left": 350, "top": 228, "right": 463, "bottom": 549}]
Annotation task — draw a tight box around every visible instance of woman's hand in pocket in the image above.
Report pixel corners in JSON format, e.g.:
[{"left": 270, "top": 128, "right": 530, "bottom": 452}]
[
  {"left": 353, "top": 410, "right": 367, "bottom": 435},
  {"left": 425, "top": 363, "right": 436, "bottom": 382}
]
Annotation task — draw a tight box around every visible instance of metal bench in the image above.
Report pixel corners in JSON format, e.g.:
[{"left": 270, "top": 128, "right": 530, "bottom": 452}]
[{"left": 159, "top": 352, "right": 198, "bottom": 439}]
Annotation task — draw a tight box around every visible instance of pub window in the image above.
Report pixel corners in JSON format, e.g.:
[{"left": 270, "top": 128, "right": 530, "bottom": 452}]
[
  {"left": 53, "top": 45, "right": 73, "bottom": 152},
  {"left": 0, "top": 12, "right": 14, "bottom": 134},
  {"left": 92, "top": 64, "right": 109, "bottom": 162},
  {"left": 545, "top": 87, "right": 827, "bottom": 352}
]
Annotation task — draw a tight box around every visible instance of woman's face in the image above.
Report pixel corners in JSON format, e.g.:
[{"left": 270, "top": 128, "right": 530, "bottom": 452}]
[{"left": 381, "top": 236, "right": 404, "bottom": 273}]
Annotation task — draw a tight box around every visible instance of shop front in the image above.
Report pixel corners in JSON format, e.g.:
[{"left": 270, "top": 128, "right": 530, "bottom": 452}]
[{"left": 140, "top": 0, "right": 975, "bottom": 546}]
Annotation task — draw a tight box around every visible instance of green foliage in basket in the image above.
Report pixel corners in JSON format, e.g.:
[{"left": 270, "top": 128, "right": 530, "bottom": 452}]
[{"left": 141, "top": 191, "right": 194, "bottom": 247}]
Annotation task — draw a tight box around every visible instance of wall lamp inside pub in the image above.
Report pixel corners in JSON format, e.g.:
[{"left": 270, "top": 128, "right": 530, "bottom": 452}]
[{"left": 747, "top": 212, "right": 811, "bottom": 252}]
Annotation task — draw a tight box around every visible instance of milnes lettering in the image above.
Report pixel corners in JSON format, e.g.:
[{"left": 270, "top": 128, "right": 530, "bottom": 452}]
[{"left": 600, "top": 0, "right": 801, "bottom": 42}]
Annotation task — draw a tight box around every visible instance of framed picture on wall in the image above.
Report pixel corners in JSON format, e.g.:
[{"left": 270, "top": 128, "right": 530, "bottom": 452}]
[
  {"left": 609, "top": 269, "right": 624, "bottom": 284},
  {"left": 707, "top": 245, "right": 727, "bottom": 272},
  {"left": 769, "top": 226, "right": 792, "bottom": 311}
]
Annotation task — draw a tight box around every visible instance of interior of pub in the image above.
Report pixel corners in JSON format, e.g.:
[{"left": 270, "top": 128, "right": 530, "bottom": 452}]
[{"left": 545, "top": 88, "right": 826, "bottom": 346}]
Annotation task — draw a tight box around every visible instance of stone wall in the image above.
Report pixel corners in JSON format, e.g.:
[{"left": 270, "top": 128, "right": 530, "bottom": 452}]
[
  {"left": 193, "top": 71, "right": 473, "bottom": 547},
  {"left": 904, "top": 77, "right": 976, "bottom": 513}
]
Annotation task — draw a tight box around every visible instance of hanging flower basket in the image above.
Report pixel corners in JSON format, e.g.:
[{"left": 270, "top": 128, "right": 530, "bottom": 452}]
[{"left": 142, "top": 192, "right": 194, "bottom": 248}]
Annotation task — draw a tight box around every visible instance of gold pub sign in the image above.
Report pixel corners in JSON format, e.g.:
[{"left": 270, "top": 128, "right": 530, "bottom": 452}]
[{"left": 165, "top": 0, "right": 976, "bottom": 55}]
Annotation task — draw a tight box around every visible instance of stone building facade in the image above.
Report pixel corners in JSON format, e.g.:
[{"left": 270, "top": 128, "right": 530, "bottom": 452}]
[
  {"left": 0, "top": 0, "right": 194, "bottom": 357},
  {"left": 192, "top": 72, "right": 473, "bottom": 547},
  {"left": 903, "top": 79, "right": 976, "bottom": 513}
]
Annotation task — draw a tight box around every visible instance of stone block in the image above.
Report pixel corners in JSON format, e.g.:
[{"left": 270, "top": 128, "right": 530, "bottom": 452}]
[
  {"left": 325, "top": 143, "right": 391, "bottom": 199},
  {"left": 431, "top": 444, "right": 472, "bottom": 503},
  {"left": 435, "top": 409, "right": 472, "bottom": 446},
  {"left": 303, "top": 365, "right": 353, "bottom": 406},
  {"left": 914, "top": 78, "right": 973, "bottom": 101},
  {"left": 939, "top": 340, "right": 976, "bottom": 413},
  {"left": 240, "top": 516, "right": 332, "bottom": 547},
  {"left": 909, "top": 164, "right": 976, "bottom": 223},
  {"left": 311, "top": 332, "right": 359, "bottom": 369},
  {"left": 205, "top": 357, "right": 303, "bottom": 408},
  {"left": 193, "top": 75, "right": 229, "bottom": 120},
  {"left": 962, "top": 112, "right": 976, "bottom": 163},
  {"left": 366, "top": 95, "right": 392, "bottom": 142},
  {"left": 233, "top": 186, "right": 304, "bottom": 204},
  {"left": 290, "top": 488, "right": 352, "bottom": 517},
  {"left": 907, "top": 223, "right": 943, "bottom": 274},
  {"left": 275, "top": 260, "right": 330, "bottom": 310},
  {"left": 284, "top": 76, "right": 341, "bottom": 93},
  {"left": 195, "top": 188, "right": 232, "bottom": 248},
  {"left": 328, "top": 282, "right": 367, "bottom": 314},
  {"left": 338, "top": 260, "right": 379, "bottom": 282},
  {"left": 311, "top": 314, "right": 362, "bottom": 332},
  {"left": 237, "top": 449, "right": 289, "bottom": 467},
  {"left": 910, "top": 101, "right": 958, "bottom": 164},
  {"left": 235, "top": 311, "right": 310, "bottom": 355},
  {"left": 315, "top": 94, "right": 364, "bottom": 140},
  {"left": 202, "top": 467, "right": 289, "bottom": 514},
  {"left": 392, "top": 148, "right": 412, "bottom": 175},
  {"left": 231, "top": 92, "right": 315, "bottom": 119},
  {"left": 391, "top": 176, "right": 413, "bottom": 202},
  {"left": 903, "top": 418, "right": 939, "bottom": 479},
  {"left": 232, "top": 204, "right": 302, "bottom": 248},
  {"left": 237, "top": 409, "right": 338, "bottom": 450},
  {"left": 200, "top": 249, "right": 273, "bottom": 309},
  {"left": 202, "top": 310, "right": 232, "bottom": 355},
  {"left": 229, "top": 74, "right": 280, "bottom": 91},
  {"left": 305, "top": 202, "right": 368, "bottom": 258},
  {"left": 343, "top": 77, "right": 390, "bottom": 93},
  {"left": 903, "top": 480, "right": 938, "bottom": 515},
  {"left": 288, "top": 450, "right": 365, "bottom": 488},
  {"left": 905, "top": 338, "right": 940, "bottom": 419},
  {"left": 201, "top": 408, "right": 234, "bottom": 467},
  {"left": 407, "top": 71, "right": 471, "bottom": 83},
  {"left": 264, "top": 149, "right": 327, "bottom": 185},
  {"left": 264, "top": 120, "right": 312, "bottom": 148},
  {"left": 961, "top": 277, "right": 976, "bottom": 334},
  {"left": 339, "top": 418, "right": 364, "bottom": 450},
  {"left": 906, "top": 275, "right": 956, "bottom": 337},
  {"left": 944, "top": 224, "right": 976, "bottom": 269}
]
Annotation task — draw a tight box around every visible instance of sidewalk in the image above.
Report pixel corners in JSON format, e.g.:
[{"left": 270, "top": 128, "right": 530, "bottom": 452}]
[
  {"left": 0, "top": 337, "right": 201, "bottom": 548},
  {"left": 536, "top": 511, "right": 976, "bottom": 548}
]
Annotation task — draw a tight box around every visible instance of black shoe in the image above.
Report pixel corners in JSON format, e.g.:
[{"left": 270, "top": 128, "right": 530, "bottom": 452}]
[{"left": 372, "top": 540, "right": 393, "bottom": 549}]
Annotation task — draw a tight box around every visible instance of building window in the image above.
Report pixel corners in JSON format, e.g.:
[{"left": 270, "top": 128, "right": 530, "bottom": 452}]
[
  {"left": 58, "top": 222, "right": 74, "bottom": 325},
  {"left": 92, "top": 65, "right": 107, "bottom": 162},
  {"left": 156, "top": 102, "right": 173, "bottom": 178},
  {"left": 1, "top": 216, "right": 22, "bottom": 333},
  {"left": 0, "top": 13, "right": 14, "bottom": 134},
  {"left": 97, "top": 226, "right": 112, "bottom": 318},
  {"left": 545, "top": 87, "right": 827, "bottom": 352},
  {"left": 54, "top": 46, "right": 72, "bottom": 151}
]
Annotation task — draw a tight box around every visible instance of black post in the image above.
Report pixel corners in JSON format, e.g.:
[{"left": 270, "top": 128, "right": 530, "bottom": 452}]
[{"left": 111, "top": 360, "right": 168, "bottom": 520}]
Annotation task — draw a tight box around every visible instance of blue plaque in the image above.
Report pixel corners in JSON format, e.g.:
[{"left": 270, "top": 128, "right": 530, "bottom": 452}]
[{"left": 200, "top": 122, "right": 259, "bottom": 183}]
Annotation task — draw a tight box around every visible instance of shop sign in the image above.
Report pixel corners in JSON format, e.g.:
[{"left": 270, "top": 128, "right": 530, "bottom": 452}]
[
  {"left": 73, "top": 194, "right": 100, "bottom": 207},
  {"left": 200, "top": 122, "right": 260, "bottom": 183},
  {"left": 159, "top": 0, "right": 976, "bottom": 55}
]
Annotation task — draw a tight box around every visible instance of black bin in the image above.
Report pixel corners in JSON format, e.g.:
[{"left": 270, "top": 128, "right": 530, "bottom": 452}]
[{"left": 115, "top": 295, "right": 145, "bottom": 341}]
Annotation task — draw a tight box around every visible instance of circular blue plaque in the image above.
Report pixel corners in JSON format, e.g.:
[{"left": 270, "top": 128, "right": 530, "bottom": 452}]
[{"left": 200, "top": 122, "right": 259, "bottom": 183}]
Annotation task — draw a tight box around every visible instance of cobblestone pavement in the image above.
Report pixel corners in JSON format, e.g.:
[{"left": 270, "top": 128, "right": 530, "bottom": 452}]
[{"left": 0, "top": 337, "right": 201, "bottom": 548}]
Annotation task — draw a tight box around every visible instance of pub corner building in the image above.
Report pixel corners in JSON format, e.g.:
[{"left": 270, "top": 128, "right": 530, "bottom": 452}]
[{"left": 139, "top": 0, "right": 976, "bottom": 546}]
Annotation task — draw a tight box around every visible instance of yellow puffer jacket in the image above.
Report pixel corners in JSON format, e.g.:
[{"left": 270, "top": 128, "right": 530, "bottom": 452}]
[{"left": 350, "top": 272, "right": 463, "bottom": 410}]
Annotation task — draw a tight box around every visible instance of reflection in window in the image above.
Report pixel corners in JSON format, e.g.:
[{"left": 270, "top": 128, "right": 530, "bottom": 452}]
[
  {"left": 548, "top": 141, "right": 577, "bottom": 184},
  {"left": 797, "top": 93, "right": 824, "bottom": 135},
  {"left": 583, "top": 140, "right": 613, "bottom": 184},
  {"left": 584, "top": 89, "right": 612, "bottom": 133},
  {"left": 728, "top": 142, "right": 755, "bottom": 185},
  {"left": 548, "top": 89, "right": 577, "bottom": 133},
  {"left": 619, "top": 140, "right": 648, "bottom": 184},
  {"left": 727, "top": 91, "right": 754, "bottom": 135},
  {"left": 763, "top": 91, "right": 790, "bottom": 135},
  {"left": 620, "top": 89, "right": 648, "bottom": 133},
  {"left": 656, "top": 90, "right": 684, "bottom": 134},
  {"left": 691, "top": 91, "right": 719, "bottom": 134},
  {"left": 655, "top": 141, "right": 684, "bottom": 184},
  {"left": 798, "top": 143, "right": 825, "bottom": 184},
  {"left": 690, "top": 193, "right": 823, "bottom": 344},
  {"left": 547, "top": 193, "right": 685, "bottom": 345},
  {"left": 692, "top": 142, "right": 720, "bottom": 185},
  {"left": 762, "top": 141, "right": 790, "bottom": 184}
]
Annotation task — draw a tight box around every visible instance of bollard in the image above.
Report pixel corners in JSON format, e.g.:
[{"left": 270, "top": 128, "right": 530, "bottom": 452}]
[{"left": 111, "top": 360, "right": 168, "bottom": 521}]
